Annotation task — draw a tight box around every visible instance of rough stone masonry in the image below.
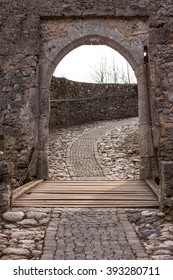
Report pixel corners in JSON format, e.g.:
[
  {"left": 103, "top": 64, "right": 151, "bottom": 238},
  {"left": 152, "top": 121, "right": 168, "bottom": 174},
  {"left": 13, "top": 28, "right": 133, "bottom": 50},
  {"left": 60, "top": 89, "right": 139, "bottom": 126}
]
[
  {"left": 50, "top": 77, "right": 138, "bottom": 127},
  {"left": 0, "top": 0, "right": 173, "bottom": 214}
]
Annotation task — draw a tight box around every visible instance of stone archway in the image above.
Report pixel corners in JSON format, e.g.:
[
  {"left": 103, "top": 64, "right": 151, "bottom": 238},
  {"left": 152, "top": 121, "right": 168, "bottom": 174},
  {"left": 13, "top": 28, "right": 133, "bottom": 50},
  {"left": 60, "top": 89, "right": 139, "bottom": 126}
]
[{"left": 37, "top": 18, "right": 153, "bottom": 180}]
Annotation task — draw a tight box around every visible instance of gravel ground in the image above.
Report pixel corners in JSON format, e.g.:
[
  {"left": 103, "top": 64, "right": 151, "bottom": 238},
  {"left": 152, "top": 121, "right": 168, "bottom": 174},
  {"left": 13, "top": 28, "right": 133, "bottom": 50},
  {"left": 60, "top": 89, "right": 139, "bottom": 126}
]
[{"left": 97, "top": 118, "right": 140, "bottom": 180}]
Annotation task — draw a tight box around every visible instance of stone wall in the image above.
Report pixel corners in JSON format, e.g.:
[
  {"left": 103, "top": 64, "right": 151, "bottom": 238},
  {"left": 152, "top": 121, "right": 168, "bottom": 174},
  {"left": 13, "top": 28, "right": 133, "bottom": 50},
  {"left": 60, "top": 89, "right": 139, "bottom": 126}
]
[
  {"left": 0, "top": 0, "right": 150, "bottom": 186},
  {"left": 0, "top": 162, "right": 11, "bottom": 216},
  {"left": 50, "top": 77, "right": 138, "bottom": 127},
  {"left": 0, "top": 135, "right": 4, "bottom": 161},
  {"left": 147, "top": 1, "right": 173, "bottom": 212},
  {"left": 1, "top": 0, "right": 173, "bottom": 212}
]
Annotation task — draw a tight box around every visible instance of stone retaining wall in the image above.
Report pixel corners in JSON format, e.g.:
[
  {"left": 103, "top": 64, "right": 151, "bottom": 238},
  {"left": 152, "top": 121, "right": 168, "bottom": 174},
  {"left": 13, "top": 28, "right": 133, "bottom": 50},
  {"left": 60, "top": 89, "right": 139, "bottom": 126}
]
[{"left": 50, "top": 77, "right": 138, "bottom": 127}]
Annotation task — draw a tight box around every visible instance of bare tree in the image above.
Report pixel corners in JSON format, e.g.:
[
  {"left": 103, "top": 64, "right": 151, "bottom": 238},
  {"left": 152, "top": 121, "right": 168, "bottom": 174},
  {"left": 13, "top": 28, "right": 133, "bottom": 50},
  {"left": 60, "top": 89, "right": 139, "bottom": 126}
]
[
  {"left": 88, "top": 57, "right": 119, "bottom": 84},
  {"left": 88, "top": 57, "right": 136, "bottom": 84}
]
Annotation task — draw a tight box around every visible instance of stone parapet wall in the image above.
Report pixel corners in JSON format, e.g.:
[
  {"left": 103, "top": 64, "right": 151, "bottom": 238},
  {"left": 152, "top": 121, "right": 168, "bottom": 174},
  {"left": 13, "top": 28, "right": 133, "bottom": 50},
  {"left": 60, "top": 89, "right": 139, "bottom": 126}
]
[{"left": 50, "top": 77, "right": 138, "bottom": 127}]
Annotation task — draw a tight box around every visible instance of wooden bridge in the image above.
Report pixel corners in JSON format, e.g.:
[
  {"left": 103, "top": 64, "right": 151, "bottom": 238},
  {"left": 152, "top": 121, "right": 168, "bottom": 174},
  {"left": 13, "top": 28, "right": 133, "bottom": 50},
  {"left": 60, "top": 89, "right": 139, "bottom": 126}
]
[{"left": 12, "top": 180, "right": 159, "bottom": 208}]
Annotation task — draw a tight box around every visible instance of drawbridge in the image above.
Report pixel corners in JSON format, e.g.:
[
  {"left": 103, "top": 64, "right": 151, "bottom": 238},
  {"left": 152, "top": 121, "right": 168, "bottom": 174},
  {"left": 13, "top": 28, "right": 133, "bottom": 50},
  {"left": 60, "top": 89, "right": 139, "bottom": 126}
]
[{"left": 12, "top": 180, "right": 159, "bottom": 208}]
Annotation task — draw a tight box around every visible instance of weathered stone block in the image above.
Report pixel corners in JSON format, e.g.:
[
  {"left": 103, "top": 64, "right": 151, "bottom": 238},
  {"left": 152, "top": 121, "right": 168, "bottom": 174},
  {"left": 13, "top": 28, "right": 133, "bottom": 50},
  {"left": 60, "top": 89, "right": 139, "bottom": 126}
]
[
  {"left": 2, "top": 247, "right": 30, "bottom": 256},
  {"left": 149, "top": 28, "right": 169, "bottom": 44},
  {"left": 168, "top": 91, "right": 173, "bottom": 102},
  {"left": 130, "top": 0, "right": 151, "bottom": 8},
  {"left": 140, "top": 157, "right": 152, "bottom": 179},
  {"left": 3, "top": 211, "right": 25, "bottom": 222},
  {"left": 160, "top": 161, "right": 173, "bottom": 214},
  {"left": 37, "top": 150, "right": 49, "bottom": 179},
  {"left": 0, "top": 161, "right": 12, "bottom": 215}
]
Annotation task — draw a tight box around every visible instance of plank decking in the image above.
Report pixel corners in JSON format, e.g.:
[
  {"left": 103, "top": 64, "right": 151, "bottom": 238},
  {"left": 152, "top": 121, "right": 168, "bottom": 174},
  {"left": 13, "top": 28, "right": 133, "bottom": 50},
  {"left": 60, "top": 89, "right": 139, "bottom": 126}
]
[{"left": 13, "top": 180, "right": 159, "bottom": 208}]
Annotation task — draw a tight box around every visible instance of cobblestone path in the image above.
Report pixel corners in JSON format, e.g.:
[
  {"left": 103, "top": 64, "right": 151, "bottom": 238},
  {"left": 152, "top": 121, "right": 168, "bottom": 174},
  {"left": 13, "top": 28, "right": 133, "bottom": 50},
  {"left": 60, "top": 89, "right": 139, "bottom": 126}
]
[
  {"left": 49, "top": 118, "right": 139, "bottom": 181},
  {"left": 41, "top": 208, "right": 148, "bottom": 260},
  {"left": 66, "top": 121, "right": 116, "bottom": 180}
]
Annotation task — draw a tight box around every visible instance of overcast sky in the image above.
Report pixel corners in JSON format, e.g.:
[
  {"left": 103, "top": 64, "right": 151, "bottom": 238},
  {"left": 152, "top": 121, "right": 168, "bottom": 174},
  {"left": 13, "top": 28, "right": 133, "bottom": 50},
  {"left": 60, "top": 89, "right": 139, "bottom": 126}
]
[{"left": 53, "top": 45, "right": 137, "bottom": 83}]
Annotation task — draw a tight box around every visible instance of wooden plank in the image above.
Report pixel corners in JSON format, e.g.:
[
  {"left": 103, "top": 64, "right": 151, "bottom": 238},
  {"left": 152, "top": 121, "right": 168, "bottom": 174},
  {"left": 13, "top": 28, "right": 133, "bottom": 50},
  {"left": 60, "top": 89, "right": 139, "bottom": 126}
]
[
  {"left": 35, "top": 180, "right": 147, "bottom": 184},
  {"left": 29, "top": 186, "right": 152, "bottom": 190},
  {"left": 36, "top": 185, "right": 147, "bottom": 190},
  {"left": 12, "top": 180, "right": 43, "bottom": 202},
  {"left": 29, "top": 189, "right": 152, "bottom": 194},
  {"left": 13, "top": 206, "right": 159, "bottom": 209},
  {"left": 145, "top": 179, "right": 160, "bottom": 197},
  {"left": 14, "top": 201, "right": 159, "bottom": 208},
  {"left": 38, "top": 180, "right": 146, "bottom": 183},
  {"left": 26, "top": 190, "right": 154, "bottom": 195},
  {"left": 13, "top": 179, "right": 159, "bottom": 209},
  {"left": 15, "top": 198, "right": 158, "bottom": 203},
  {"left": 29, "top": 186, "right": 151, "bottom": 191},
  {"left": 34, "top": 186, "right": 151, "bottom": 192},
  {"left": 20, "top": 194, "right": 157, "bottom": 200},
  {"left": 38, "top": 183, "right": 146, "bottom": 187},
  {"left": 31, "top": 190, "right": 151, "bottom": 194},
  {"left": 33, "top": 185, "right": 149, "bottom": 190},
  {"left": 15, "top": 203, "right": 158, "bottom": 207},
  {"left": 13, "top": 200, "right": 159, "bottom": 205},
  {"left": 31, "top": 185, "right": 150, "bottom": 189},
  {"left": 39, "top": 182, "right": 146, "bottom": 186},
  {"left": 13, "top": 205, "right": 159, "bottom": 209}
]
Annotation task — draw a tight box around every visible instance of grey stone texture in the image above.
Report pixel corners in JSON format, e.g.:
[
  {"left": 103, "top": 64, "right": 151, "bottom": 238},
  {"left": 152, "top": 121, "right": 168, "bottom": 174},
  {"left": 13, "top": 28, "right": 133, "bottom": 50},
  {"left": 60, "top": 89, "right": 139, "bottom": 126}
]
[
  {"left": 1, "top": 206, "right": 173, "bottom": 260},
  {"left": 3, "top": 211, "right": 25, "bottom": 222},
  {"left": 0, "top": 208, "right": 51, "bottom": 260},
  {"left": 127, "top": 208, "right": 173, "bottom": 260},
  {"left": 0, "top": 135, "right": 4, "bottom": 161},
  {"left": 50, "top": 77, "right": 138, "bottom": 128},
  {"left": 0, "top": 162, "right": 12, "bottom": 214},
  {"left": 160, "top": 161, "right": 173, "bottom": 212},
  {"left": 97, "top": 118, "right": 140, "bottom": 180},
  {"left": 67, "top": 121, "right": 119, "bottom": 179},
  {"left": 41, "top": 208, "right": 148, "bottom": 260},
  {"left": 1, "top": 1, "right": 173, "bottom": 213},
  {"left": 48, "top": 118, "right": 139, "bottom": 181}
]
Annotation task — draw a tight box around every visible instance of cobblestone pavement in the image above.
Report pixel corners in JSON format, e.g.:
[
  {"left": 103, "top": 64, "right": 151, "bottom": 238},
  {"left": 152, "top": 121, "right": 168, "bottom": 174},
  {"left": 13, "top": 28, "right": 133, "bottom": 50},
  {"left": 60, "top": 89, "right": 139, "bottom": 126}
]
[
  {"left": 67, "top": 121, "right": 117, "bottom": 180},
  {"left": 49, "top": 122, "right": 100, "bottom": 180},
  {"left": 1, "top": 207, "right": 173, "bottom": 260},
  {"left": 41, "top": 208, "right": 148, "bottom": 260},
  {"left": 1, "top": 118, "right": 173, "bottom": 260},
  {"left": 49, "top": 118, "right": 139, "bottom": 180}
]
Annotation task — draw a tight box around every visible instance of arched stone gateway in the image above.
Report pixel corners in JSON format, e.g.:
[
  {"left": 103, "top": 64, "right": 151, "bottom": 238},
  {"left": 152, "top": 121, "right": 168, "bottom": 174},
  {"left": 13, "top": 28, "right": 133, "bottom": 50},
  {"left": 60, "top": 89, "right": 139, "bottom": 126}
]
[
  {"left": 1, "top": 1, "right": 173, "bottom": 214},
  {"left": 38, "top": 20, "right": 153, "bottom": 181}
]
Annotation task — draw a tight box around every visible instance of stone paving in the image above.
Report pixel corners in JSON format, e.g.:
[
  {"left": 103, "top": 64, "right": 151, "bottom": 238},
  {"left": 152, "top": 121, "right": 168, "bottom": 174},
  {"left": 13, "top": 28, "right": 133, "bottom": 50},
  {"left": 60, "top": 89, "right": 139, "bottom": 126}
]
[
  {"left": 0, "top": 118, "right": 173, "bottom": 260},
  {"left": 49, "top": 122, "right": 99, "bottom": 180},
  {"left": 1, "top": 207, "right": 173, "bottom": 260},
  {"left": 67, "top": 121, "right": 117, "bottom": 180},
  {"left": 41, "top": 208, "right": 147, "bottom": 260},
  {"left": 49, "top": 118, "right": 139, "bottom": 180}
]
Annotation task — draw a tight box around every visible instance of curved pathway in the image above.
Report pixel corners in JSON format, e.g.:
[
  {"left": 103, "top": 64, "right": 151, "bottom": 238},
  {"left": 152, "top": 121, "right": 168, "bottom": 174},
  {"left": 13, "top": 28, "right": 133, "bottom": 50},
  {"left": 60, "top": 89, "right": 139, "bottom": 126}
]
[
  {"left": 66, "top": 121, "right": 117, "bottom": 180},
  {"left": 49, "top": 118, "right": 140, "bottom": 181}
]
